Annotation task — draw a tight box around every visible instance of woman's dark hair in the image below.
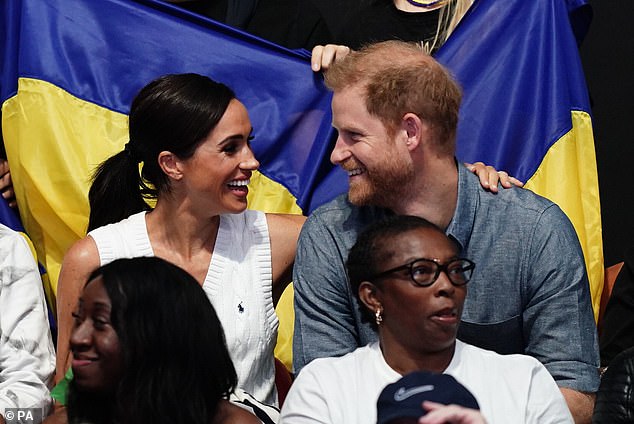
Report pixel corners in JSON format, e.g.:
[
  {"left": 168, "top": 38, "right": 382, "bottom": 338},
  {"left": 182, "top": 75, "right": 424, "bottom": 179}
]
[
  {"left": 346, "top": 215, "right": 452, "bottom": 329},
  {"left": 67, "top": 257, "right": 237, "bottom": 424},
  {"left": 87, "top": 73, "right": 236, "bottom": 232}
]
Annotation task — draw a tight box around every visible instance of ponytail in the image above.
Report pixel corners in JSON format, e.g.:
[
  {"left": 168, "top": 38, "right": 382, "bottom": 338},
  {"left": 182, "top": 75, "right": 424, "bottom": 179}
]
[{"left": 87, "top": 148, "right": 151, "bottom": 232}]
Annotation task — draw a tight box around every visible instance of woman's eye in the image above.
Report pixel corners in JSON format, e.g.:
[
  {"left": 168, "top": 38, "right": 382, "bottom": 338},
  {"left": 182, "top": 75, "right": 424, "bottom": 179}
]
[
  {"left": 93, "top": 318, "right": 110, "bottom": 329},
  {"left": 412, "top": 266, "right": 434, "bottom": 276},
  {"left": 223, "top": 144, "right": 238, "bottom": 154}
]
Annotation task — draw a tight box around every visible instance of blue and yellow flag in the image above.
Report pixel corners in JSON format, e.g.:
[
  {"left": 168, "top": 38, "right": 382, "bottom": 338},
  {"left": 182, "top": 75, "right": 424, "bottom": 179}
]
[
  {"left": 0, "top": 0, "right": 340, "bottom": 295},
  {"left": 436, "top": 0, "right": 602, "bottom": 317},
  {"left": 1, "top": 0, "right": 602, "bottom": 371}
]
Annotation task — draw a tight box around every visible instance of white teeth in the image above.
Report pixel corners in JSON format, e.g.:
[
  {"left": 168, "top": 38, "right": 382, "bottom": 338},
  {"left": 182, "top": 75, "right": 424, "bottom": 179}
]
[
  {"left": 228, "top": 179, "right": 250, "bottom": 187},
  {"left": 348, "top": 168, "right": 364, "bottom": 176}
]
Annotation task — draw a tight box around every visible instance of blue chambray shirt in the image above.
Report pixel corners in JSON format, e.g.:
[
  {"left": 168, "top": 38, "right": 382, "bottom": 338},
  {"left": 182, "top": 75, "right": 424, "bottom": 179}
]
[{"left": 293, "top": 163, "right": 600, "bottom": 392}]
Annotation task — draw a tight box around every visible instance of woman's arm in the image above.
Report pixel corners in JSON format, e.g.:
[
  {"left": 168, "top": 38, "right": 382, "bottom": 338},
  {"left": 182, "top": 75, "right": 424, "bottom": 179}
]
[
  {"left": 266, "top": 213, "right": 306, "bottom": 306},
  {"left": 54, "top": 236, "right": 100, "bottom": 383}
]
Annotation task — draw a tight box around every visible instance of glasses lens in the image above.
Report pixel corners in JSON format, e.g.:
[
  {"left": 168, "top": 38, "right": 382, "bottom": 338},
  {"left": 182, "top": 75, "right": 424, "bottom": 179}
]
[
  {"left": 446, "top": 259, "right": 474, "bottom": 285},
  {"left": 410, "top": 259, "right": 438, "bottom": 286}
]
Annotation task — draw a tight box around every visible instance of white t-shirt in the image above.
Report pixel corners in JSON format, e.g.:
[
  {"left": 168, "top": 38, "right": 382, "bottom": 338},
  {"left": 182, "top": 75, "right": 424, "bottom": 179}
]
[{"left": 280, "top": 340, "right": 573, "bottom": 424}]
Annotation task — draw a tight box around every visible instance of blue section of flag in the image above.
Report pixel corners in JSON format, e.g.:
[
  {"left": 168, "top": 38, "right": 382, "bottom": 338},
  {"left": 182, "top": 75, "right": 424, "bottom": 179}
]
[
  {"left": 436, "top": 0, "right": 591, "bottom": 183},
  {"left": 0, "top": 0, "right": 344, "bottom": 213},
  {"left": 0, "top": 0, "right": 591, "bottom": 214},
  {"left": 0, "top": 198, "right": 22, "bottom": 232}
]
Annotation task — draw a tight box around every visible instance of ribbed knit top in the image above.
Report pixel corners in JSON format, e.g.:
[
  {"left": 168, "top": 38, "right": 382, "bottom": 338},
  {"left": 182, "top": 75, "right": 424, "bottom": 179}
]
[{"left": 88, "top": 210, "right": 279, "bottom": 405}]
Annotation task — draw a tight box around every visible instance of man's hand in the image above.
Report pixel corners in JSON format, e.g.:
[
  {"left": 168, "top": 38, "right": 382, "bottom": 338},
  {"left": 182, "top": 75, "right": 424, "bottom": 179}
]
[
  {"left": 311, "top": 44, "right": 351, "bottom": 72},
  {"left": 0, "top": 158, "right": 17, "bottom": 208},
  {"left": 419, "top": 401, "right": 487, "bottom": 424},
  {"left": 465, "top": 161, "right": 524, "bottom": 193}
]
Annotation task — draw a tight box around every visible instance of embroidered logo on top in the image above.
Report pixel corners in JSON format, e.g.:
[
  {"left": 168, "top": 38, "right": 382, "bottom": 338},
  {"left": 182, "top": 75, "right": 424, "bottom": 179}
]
[{"left": 394, "top": 385, "right": 435, "bottom": 401}]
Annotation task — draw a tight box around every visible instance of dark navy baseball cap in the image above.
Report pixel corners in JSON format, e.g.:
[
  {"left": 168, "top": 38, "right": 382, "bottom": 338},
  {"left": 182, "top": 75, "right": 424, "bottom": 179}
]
[{"left": 377, "top": 371, "right": 480, "bottom": 424}]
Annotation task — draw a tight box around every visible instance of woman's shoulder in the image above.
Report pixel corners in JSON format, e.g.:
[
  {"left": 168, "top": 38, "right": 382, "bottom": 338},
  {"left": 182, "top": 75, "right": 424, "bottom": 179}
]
[
  {"left": 87, "top": 210, "right": 147, "bottom": 237},
  {"left": 265, "top": 212, "right": 305, "bottom": 237},
  {"left": 63, "top": 234, "right": 100, "bottom": 269},
  {"left": 212, "top": 399, "right": 263, "bottom": 424}
]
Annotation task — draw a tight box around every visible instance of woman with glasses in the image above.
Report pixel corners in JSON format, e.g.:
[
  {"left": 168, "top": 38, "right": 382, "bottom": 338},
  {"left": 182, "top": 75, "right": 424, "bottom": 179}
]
[{"left": 279, "top": 215, "right": 572, "bottom": 424}]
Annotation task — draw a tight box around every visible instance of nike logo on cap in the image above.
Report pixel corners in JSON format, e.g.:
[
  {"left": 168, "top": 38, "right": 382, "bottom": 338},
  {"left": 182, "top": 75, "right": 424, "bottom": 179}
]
[{"left": 394, "top": 385, "right": 434, "bottom": 401}]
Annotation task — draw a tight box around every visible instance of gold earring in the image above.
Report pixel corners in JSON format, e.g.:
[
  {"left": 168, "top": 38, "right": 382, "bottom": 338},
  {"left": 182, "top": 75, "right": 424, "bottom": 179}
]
[{"left": 375, "top": 307, "right": 383, "bottom": 325}]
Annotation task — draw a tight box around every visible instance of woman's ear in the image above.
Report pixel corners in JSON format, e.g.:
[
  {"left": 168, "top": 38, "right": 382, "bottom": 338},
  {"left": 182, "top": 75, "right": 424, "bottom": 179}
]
[
  {"left": 158, "top": 150, "right": 183, "bottom": 181},
  {"left": 358, "top": 281, "right": 382, "bottom": 311}
]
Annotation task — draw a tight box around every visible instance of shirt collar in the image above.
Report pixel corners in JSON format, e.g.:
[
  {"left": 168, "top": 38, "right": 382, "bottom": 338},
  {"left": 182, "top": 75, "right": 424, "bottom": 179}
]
[{"left": 445, "top": 162, "right": 478, "bottom": 253}]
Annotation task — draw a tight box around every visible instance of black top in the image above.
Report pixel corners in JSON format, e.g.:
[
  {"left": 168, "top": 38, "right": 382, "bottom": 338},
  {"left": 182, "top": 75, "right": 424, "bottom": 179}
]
[
  {"left": 336, "top": 0, "right": 442, "bottom": 51},
  {"left": 600, "top": 245, "right": 634, "bottom": 367},
  {"left": 593, "top": 346, "right": 634, "bottom": 423},
  {"left": 173, "top": 0, "right": 332, "bottom": 50}
]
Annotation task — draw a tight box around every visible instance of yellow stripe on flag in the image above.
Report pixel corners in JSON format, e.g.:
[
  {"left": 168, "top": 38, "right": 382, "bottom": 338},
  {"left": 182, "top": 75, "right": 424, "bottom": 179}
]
[
  {"left": 524, "top": 111, "right": 603, "bottom": 321},
  {"left": 3, "top": 78, "right": 300, "bottom": 367}
]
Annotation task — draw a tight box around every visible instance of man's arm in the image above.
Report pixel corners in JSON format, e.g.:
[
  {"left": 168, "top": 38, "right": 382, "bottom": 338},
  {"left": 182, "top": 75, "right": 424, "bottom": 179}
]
[
  {"left": 292, "top": 209, "right": 365, "bottom": 373},
  {"left": 523, "top": 204, "right": 600, "bottom": 423},
  {"left": 560, "top": 388, "right": 594, "bottom": 424},
  {"left": 0, "top": 228, "right": 55, "bottom": 416}
]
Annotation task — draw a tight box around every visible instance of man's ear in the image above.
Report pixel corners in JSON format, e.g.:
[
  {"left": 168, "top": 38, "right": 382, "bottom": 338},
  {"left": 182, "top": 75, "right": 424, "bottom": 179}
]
[
  {"left": 401, "top": 112, "right": 426, "bottom": 151},
  {"left": 358, "top": 281, "right": 382, "bottom": 311},
  {"left": 157, "top": 150, "right": 183, "bottom": 181}
]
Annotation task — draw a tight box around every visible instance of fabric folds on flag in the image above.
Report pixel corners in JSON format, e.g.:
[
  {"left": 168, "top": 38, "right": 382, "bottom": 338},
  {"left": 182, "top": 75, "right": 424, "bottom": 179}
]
[
  {"left": 1, "top": 0, "right": 603, "bottom": 369},
  {"left": 0, "top": 0, "right": 341, "bottom": 299},
  {"left": 436, "top": 0, "right": 602, "bottom": 317}
]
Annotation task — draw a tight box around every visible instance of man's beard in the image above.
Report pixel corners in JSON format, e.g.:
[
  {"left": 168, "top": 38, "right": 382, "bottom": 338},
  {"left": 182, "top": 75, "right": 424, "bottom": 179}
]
[{"left": 348, "top": 156, "right": 415, "bottom": 208}]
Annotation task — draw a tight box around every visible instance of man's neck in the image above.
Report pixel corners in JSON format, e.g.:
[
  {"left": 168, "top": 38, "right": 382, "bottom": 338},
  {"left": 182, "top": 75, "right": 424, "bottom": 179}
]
[{"left": 391, "top": 156, "right": 459, "bottom": 230}]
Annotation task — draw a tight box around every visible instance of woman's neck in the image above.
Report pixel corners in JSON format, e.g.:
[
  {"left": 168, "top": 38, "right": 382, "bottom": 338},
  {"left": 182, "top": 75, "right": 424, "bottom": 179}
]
[
  {"left": 379, "top": 336, "right": 456, "bottom": 375},
  {"left": 144, "top": 197, "right": 221, "bottom": 284}
]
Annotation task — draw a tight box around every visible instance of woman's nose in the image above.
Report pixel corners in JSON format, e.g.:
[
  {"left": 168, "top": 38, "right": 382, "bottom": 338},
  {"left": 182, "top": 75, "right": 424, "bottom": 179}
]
[
  {"left": 241, "top": 147, "right": 260, "bottom": 170},
  {"left": 434, "top": 271, "right": 456, "bottom": 296},
  {"left": 70, "top": 320, "right": 92, "bottom": 348}
]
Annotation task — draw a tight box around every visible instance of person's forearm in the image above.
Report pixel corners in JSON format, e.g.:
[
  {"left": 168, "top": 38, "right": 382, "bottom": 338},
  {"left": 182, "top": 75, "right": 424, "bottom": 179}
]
[{"left": 560, "top": 387, "right": 594, "bottom": 424}]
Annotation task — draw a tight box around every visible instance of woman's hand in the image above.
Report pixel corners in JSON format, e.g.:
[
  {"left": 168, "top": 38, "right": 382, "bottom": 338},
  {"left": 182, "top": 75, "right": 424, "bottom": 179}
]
[
  {"left": 419, "top": 401, "right": 487, "bottom": 424},
  {"left": 311, "top": 44, "right": 351, "bottom": 72},
  {"left": 465, "top": 161, "right": 524, "bottom": 193},
  {"left": 0, "top": 158, "right": 17, "bottom": 208}
]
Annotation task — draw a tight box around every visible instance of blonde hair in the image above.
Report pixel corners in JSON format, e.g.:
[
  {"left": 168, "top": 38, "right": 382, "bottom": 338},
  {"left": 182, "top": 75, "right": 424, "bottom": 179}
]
[{"left": 422, "top": 0, "right": 473, "bottom": 54}]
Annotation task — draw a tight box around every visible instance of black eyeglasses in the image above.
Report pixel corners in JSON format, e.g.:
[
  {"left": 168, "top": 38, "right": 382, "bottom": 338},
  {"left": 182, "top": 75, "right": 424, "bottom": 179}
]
[{"left": 369, "top": 258, "right": 475, "bottom": 287}]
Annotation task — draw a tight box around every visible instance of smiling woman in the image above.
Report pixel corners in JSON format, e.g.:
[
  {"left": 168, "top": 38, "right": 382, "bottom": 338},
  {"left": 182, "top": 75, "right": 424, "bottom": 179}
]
[
  {"left": 54, "top": 257, "right": 265, "bottom": 424},
  {"left": 55, "top": 73, "right": 305, "bottom": 407}
]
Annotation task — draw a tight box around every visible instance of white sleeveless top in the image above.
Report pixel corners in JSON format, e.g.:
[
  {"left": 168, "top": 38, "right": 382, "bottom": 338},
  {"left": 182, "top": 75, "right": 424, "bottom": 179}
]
[{"left": 88, "top": 210, "right": 279, "bottom": 405}]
